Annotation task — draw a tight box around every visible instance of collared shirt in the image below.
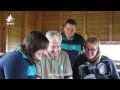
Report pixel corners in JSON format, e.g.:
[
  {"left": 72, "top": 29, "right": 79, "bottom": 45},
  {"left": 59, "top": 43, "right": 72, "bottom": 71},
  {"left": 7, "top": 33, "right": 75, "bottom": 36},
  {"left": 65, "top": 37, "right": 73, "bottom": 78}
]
[
  {"left": 62, "top": 33, "right": 74, "bottom": 41},
  {"left": 36, "top": 50, "right": 73, "bottom": 79}
]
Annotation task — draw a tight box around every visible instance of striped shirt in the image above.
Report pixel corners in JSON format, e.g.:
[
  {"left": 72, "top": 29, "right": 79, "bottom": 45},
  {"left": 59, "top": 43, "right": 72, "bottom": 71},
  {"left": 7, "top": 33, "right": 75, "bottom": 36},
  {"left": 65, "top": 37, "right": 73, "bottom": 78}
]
[{"left": 61, "top": 33, "right": 85, "bottom": 69}]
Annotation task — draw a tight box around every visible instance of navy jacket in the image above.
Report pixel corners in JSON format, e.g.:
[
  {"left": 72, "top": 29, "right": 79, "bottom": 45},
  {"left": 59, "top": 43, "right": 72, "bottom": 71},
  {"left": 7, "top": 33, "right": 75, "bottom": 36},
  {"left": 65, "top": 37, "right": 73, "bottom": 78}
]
[
  {"left": 0, "top": 48, "right": 36, "bottom": 79},
  {"left": 73, "top": 54, "right": 120, "bottom": 79}
]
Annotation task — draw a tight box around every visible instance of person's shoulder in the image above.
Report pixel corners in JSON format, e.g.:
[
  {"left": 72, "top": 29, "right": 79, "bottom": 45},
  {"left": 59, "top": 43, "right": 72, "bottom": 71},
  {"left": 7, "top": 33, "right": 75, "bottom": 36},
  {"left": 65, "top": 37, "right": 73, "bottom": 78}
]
[
  {"left": 74, "top": 33, "right": 85, "bottom": 42},
  {"left": 60, "top": 50, "right": 68, "bottom": 55},
  {"left": 75, "top": 33, "right": 84, "bottom": 38},
  {"left": 101, "top": 55, "right": 111, "bottom": 60},
  {"left": 0, "top": 50, "right": 21, "bottom": 65},
  {"left": 60, "top": 50, "right": 70, "bottom": 58},
  {"left": 101, "top": 55, "right": 117, "bottom": 71},
  {"left": 75, "top": 54, "right": 86, "bottom": 65},
  {"left": 0, "top": 50, "right": 19, "bottom": 60},
  {"left": 76, "top": 54, "right": 85, "bottom": 60},
  {"left": 101, "top": 55, "right": 114, "bottom": 64}
]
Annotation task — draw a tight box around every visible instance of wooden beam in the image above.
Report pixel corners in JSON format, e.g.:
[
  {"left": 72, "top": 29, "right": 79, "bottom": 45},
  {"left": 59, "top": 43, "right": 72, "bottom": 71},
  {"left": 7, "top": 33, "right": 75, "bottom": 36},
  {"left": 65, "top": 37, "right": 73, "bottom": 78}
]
[
  {"left": 101, "top": 41, "right": 120, "bottom": 44},
  {"left": 0, "top": 13, "right": 2, "bottom": 52},
  {"left": 109, "top": 11, "right": 113, "bottom": 42},
  {"left": 82, "top": 11, "right": 88, "bottom": 40},
  {"left": 2, "top": 27, "right": 8, "bottom": 53},
  {"left": 59, "top": 11, "right": 63, "bottom": 33},
  {"left": 21, "top": 11, "right": 27, "bottom": 41},
  {"left": 36, "top": 11, "right": 42, "bottom": 32},
  {"left": 1, "top": 11, "right": 8, "bottom": 53}
]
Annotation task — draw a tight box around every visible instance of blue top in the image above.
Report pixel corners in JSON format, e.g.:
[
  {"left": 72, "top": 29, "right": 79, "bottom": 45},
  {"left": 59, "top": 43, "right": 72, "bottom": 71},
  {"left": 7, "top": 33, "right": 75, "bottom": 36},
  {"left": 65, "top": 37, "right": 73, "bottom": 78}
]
[
  {"left": 0, "top": 47, "right": 36, "bottom": 79},
  {"left": 61, "top": 33, "right": 85, "bottom": 69}
]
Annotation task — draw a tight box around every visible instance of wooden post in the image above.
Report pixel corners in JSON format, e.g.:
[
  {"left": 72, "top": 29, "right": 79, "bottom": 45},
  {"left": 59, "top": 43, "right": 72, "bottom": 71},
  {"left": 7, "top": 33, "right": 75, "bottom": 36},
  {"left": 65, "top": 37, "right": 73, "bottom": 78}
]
[
  {"left": 1, "top": 11, "right": 8, "bottom": 53},
  {"left": 21, "top": 11, "right": 27, "bottom": 41},
  {"left": 109, "top": 11, "right": 113, "bottom": 42},
  {"left": 36, "top": 11, "right": 42, "bottom": 32},
  {"left": 82, "top": 11, "right": 88, "bottom": 40},
  {"left": 2, "top": 27, "right": 8, "bottom": 53},
  {"left": 59, "top": 11, "right": 63, "bottom": 33}
]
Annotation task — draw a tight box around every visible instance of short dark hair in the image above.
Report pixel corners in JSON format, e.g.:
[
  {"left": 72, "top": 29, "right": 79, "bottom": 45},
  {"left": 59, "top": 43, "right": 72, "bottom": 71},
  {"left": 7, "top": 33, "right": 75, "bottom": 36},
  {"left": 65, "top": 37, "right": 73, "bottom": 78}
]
[
  {"left": 64, "top": 19, "right": 77, "bottom": 26},
  {"left": 21, "top": 30, "right": 49, "bottom": 64}
]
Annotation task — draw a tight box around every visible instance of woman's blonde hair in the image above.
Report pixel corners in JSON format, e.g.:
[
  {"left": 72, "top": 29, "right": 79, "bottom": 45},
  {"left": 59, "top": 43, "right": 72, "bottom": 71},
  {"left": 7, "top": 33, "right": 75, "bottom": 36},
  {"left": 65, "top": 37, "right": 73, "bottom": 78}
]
[{"left": 84, "top": 36, "right": 102, "bottom": 64}]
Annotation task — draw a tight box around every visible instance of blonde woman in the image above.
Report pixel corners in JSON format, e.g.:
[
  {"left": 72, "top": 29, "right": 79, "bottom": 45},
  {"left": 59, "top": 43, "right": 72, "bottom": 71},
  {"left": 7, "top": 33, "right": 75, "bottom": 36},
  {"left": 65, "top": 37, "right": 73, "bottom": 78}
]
[{"left": 73, "top": 37, "right": 119, "bottom": 79}]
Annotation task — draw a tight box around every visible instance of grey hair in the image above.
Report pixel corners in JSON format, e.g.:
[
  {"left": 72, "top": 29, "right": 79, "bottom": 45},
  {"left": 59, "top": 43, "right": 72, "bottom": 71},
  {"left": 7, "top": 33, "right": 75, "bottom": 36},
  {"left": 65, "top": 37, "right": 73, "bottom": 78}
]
[{"left": 46, "top": 31, "right": 62, "bottom": 42}]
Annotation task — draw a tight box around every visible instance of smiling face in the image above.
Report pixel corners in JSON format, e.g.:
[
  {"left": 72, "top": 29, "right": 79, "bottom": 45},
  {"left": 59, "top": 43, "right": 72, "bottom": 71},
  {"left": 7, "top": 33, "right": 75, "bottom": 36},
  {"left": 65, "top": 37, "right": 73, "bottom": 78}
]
[
  {"left": 47, "top": 38, "right": 61, "bottom": 58},
  {"left": 33, "top": 50, "right": 45, "bottom": 60},
  {"left": 85, "top": 42, "right": 98, "bottom": 60},
  {"left": 64, "top": 23, "right": 76, "bottom": 40}
]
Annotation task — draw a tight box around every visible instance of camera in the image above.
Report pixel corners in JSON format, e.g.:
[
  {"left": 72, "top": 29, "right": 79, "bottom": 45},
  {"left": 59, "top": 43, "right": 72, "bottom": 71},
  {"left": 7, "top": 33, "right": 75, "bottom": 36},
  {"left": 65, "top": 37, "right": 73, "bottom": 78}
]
[{"left": 78, "top": 60, "right": 112, "bottom": 79}]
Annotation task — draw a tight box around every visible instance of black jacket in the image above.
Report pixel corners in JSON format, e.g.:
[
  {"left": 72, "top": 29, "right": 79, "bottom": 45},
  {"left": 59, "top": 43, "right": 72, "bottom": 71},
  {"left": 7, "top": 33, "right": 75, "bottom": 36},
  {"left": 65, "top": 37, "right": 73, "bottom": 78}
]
[{"left": 73, "top": 54, "right": 120, "bottom": 79}]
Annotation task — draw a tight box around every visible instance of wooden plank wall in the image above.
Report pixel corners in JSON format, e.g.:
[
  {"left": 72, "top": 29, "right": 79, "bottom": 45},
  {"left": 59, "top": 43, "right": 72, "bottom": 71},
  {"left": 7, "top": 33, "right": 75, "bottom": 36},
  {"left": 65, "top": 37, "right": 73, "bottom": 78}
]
[
  {"left": 6, "top": 11, "right": 22, "bottom": 52},
  {"left": 0, "top": 11, "right": 39, "bottom": 53},
  {"left": 42, "top": 11, "right": 60, "bottom": 33},
  {"left": 0, "top": 12, "right": 2, "bottom": 52},
  {"left": 0, "top": 11, "right": 6, "bottom": 52},
  {"left": 41, "top": 11, "right": 120, "bottom": 44},
  {"left": 113, "top": 11, "right": 120, "bottom": 41},
  {"left": 0, "top": 11, "right": 120, "bottom": 52},
  {"left": 87, "top": 11, "right": 109, "bottom": 41}
]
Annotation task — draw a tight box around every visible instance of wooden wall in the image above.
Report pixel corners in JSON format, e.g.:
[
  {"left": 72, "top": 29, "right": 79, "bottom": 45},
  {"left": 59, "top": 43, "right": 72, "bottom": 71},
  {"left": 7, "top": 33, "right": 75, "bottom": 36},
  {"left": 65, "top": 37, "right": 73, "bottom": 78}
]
[
  {"left": 0, "top": 12, "right": 2, "bottom": 52},
  {"left": 87, "top": 11, "right": 109, "bottom": 41},
  {"left": 6, "top": 11, "right": 22, "bottom": 52},
  {"left": 42, "top": 11, "right": 60, "bottom": 33},
  {"left": 0, "top": 11, "right": 40, "bottom": 52},
  {"left": 41, "top": 11, "right": 120, "bottom": 43},
  {"left": 0, "top": 11, "right": 4, "bottom": 52},
  {"left": 0, "top": 11, "right": 120, "bottom": 53},
  {"left": 113, "top": 12, "right": 120, "bottom": 41}
]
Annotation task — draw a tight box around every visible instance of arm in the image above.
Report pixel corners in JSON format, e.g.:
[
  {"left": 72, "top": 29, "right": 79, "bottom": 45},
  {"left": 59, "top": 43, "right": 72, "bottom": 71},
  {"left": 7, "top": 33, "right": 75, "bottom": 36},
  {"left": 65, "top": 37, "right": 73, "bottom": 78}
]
[
  {"left": 109, "top": 60, "right": 120, "bottom": 79},
  {"left": 3, "top": 57, "right": 28, "bottom": 79},
  {"left": 0, "top": 64, "right": 4, "bottom": 79},
  {"left": 73, "top": 55, "right": 81, "bottom": 79},
  {"left": 95, "top": 59, "right": 120, "bottom": 79},
  {"left": 73, "top": 54, "right": 89, "bottom": 79},
  {"left": 64, "top": 52, "right": 73, "bottom": 79}
]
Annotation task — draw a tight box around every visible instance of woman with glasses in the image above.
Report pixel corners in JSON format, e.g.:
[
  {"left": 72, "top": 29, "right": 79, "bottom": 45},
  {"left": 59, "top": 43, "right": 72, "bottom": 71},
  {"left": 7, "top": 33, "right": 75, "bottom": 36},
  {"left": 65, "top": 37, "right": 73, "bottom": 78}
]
[{"left": 73, "top": 37, "right": 119, "bottom": 79}]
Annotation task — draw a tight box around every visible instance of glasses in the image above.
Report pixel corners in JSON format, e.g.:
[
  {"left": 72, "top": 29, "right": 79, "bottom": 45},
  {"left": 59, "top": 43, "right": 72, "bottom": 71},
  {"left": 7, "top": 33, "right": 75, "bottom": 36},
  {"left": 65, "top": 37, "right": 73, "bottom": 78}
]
[{"left": 85, "top": 48, "right": 97, "bottom": 52}]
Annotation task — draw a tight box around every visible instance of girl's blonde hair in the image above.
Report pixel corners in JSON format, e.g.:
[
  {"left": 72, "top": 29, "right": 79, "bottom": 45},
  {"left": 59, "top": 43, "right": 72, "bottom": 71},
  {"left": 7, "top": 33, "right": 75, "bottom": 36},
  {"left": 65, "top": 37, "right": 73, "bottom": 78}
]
[{"left": 84, "top": 36, "right": 102, "bottom": 64}]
